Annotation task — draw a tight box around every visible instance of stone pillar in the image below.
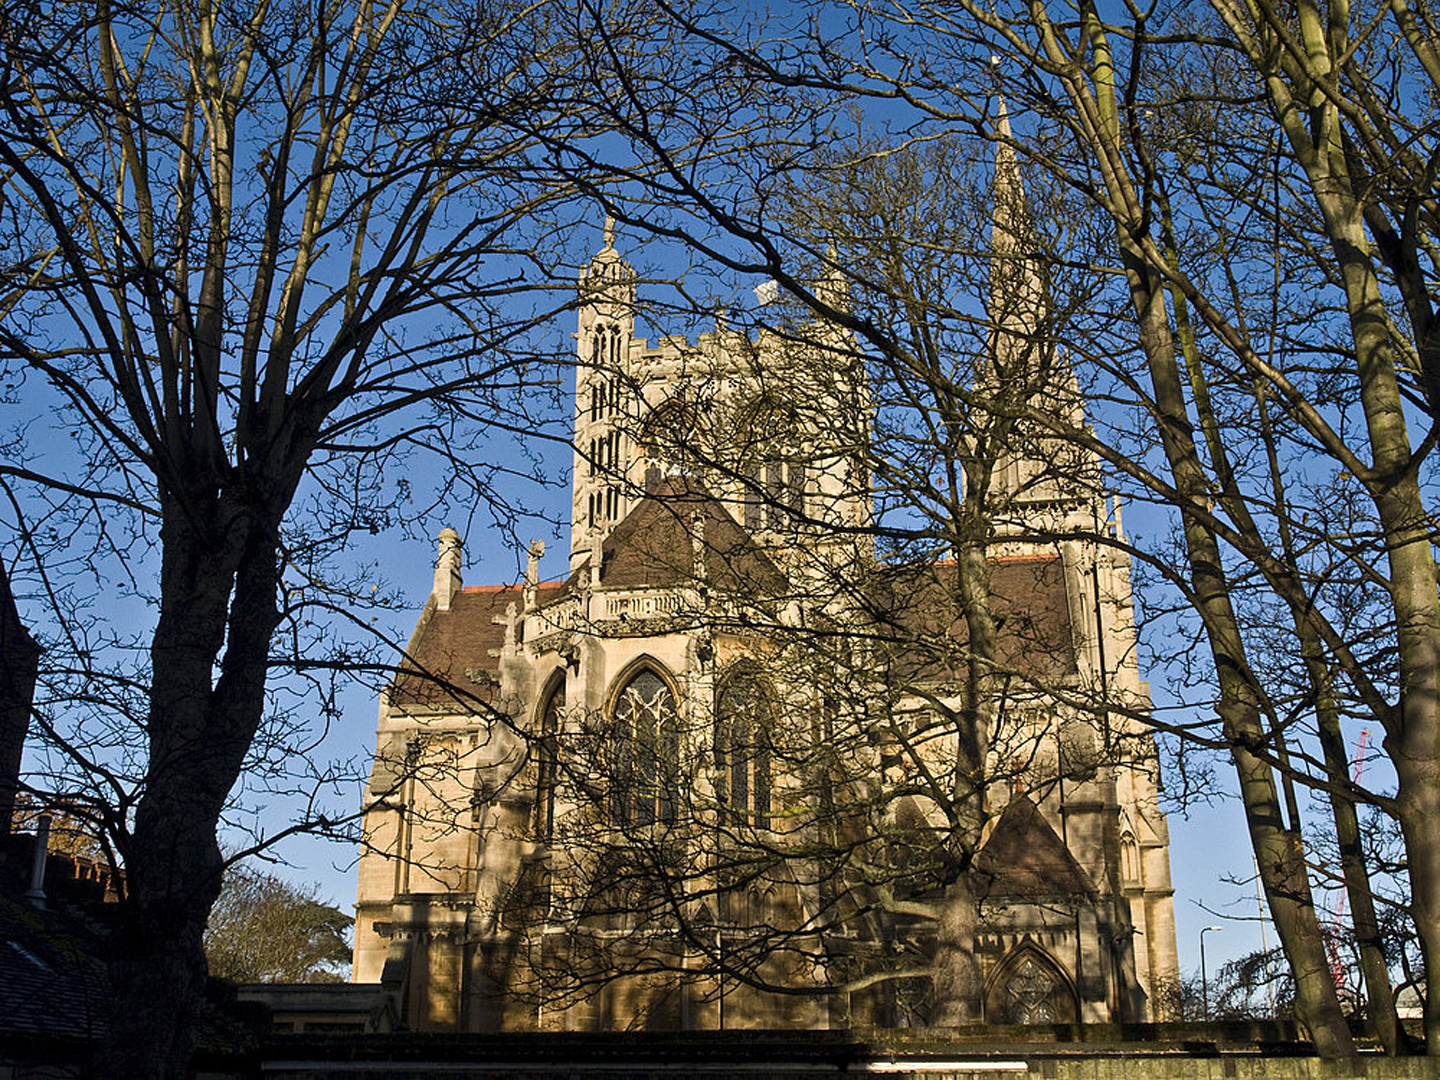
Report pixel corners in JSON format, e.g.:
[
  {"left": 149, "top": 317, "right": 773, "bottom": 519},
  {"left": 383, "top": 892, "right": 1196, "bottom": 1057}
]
[{"left": 433, "top": 528, "right": 463, "bottom": 611}]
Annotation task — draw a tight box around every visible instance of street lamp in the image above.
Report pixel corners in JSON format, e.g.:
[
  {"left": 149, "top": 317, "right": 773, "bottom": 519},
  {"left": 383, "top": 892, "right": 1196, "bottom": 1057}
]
[{"left": 1200, "top": 925, "right": 1223, "bottom": 1020}]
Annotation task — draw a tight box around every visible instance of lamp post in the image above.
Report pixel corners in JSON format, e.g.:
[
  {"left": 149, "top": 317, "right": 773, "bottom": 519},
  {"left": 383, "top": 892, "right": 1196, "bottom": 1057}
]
[{"left": 1200, "top": 925, "right": 1223, "bottom": 1020}]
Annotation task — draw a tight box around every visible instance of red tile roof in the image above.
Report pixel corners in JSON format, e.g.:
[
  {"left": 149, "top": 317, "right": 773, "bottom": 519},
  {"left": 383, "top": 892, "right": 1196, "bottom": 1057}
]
[{"left": 389, "top": 582, "right": 567, "bottom": 708}]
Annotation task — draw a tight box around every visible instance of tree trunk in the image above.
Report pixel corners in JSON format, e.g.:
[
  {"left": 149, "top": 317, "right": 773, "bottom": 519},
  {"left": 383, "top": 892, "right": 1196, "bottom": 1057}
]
[
  {"left": 1199, "top": 0, "right": 1440, "bottom": 1044},
  {"left": 1304, "top": 182, "right": 1440, "bottom": 1053},
  {"left": 1120, "top": 244, "right": 1356, "bottom": 1058},
  {"left": 1308, "top": 637, "right": 1400, "bottom": 1052},
  {"left": 1334, "top": 240, "right": 1440, "bottom": 1054},
  {"left": 930, "top": 516, "right": 995, "bottom": 1025},
  {"left": 931, "top": 872, "right": 983, "bottom": 1024},
  {"left": 0, "top": 557, "right": 40, "bottom": 838},
  {"left": 1178, "top": 254, "right": 1400, "bottom": 1051},
  {"left": 99, "top": 501, "right": 282, "bottom": 1078}
]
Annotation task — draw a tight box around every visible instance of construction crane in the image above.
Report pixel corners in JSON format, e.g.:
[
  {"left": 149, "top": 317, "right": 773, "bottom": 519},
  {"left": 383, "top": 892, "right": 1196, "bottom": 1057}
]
[{"left": 1327, "top": 729, "right": 1370, "bottom": 990}]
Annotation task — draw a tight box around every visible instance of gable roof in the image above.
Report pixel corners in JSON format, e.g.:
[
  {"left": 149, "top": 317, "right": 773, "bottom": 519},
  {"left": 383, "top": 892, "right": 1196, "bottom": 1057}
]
[
  {"left": 388, "top": 581, "right": 567, "bottom": 709},
  {"left": 870, "top": 554, "right": 1076, "bottom": 682},
  {"left": 973, "top": 796, "right": 1096, "bottom": 898},
  {"left": 578, "top": 478, "right": 787, "bottom": 595},
  {"left": 388, "top": 483, "right": 784, "bottom": 710}
]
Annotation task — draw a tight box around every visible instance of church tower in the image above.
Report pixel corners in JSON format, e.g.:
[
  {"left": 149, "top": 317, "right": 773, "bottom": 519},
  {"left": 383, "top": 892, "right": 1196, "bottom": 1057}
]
[{"left": 571, "top": 217, "right": 638, "bottom": 572}]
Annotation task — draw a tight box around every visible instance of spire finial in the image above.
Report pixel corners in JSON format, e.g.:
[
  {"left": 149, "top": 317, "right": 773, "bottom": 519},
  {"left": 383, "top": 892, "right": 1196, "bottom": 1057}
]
[
  {"left": 603, "top": 214, "right": 616, "bottom": 249},
  {"left": 992, "top": 96, "right": 1025, "bottom": 259}
]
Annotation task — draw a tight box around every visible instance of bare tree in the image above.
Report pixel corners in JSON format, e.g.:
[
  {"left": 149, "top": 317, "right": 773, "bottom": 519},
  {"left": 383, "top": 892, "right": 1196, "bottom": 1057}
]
[
  {"left": 0, "top": 0, "right": 619, "bottom": 1072},
  {"left": 551, "top": 0, "right": 1440, "bottom": 1055}
]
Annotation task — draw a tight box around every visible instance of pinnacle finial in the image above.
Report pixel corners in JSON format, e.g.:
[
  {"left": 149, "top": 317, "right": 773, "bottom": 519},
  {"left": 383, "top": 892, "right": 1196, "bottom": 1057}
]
[{"left": 603, "top": 214, "right": 616, "bottom": 249}]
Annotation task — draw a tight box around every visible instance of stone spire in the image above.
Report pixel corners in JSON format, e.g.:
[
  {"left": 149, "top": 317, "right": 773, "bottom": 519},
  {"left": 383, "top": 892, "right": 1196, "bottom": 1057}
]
[
  {"left": 986, "top": 101, "right": 1093, "bottom": 520},
  {"left": 990, "top": 97, "right": 1047, "bottom": 358}
]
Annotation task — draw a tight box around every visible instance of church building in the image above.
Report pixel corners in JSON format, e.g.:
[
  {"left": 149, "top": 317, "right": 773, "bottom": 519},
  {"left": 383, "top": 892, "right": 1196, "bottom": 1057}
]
[{"left": 352, "top": 158, "right": 1179, "bottom": 1031}]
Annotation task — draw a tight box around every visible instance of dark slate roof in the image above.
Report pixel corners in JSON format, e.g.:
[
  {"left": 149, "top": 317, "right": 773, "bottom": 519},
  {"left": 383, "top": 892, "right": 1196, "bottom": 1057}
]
[
  {"left": 0, "top": 835, "right": 270, "bottom": 1067},
  {"left": 973, "top": 796, "right": 1096, "bottom": 898},
  {"left": 0, "top": 883, "right": 109, "bottom": 1041},
  {"left": 389, "top": 582, "right": 568, "bottom": 708},
  {"left": 870, "top": 555, "right": 1076, "bottom": 682}
]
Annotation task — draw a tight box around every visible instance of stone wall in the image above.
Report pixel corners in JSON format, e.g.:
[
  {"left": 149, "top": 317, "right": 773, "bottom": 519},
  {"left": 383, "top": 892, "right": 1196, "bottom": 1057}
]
[{"left": 250, "top": 1028, "right": 1438, "bottom": 1079}]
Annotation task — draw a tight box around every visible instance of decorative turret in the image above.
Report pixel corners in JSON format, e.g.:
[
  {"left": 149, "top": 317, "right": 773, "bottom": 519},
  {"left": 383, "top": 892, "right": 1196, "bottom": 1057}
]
[
  {"left": 571, "top": 217, "right": 639, "bottom": 572},
  {"left": 813, "top": 243, "right": 851, "bottom": 316}
]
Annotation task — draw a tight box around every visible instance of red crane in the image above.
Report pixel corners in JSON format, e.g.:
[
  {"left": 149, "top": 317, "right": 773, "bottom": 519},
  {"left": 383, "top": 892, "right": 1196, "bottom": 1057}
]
[{"left": 1327, "top": 728, "right": 1370, "bottom": 990}]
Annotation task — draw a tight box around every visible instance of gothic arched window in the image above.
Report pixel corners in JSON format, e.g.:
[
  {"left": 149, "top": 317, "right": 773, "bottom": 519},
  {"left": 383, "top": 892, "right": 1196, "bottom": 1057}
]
[
  {"left": 715, "top": 670, "right": 773, "bottom": 827},
  {"left": 984, "top": 945, "right": 1078, "bottom": 1024},
  {"left": 639, "top": 397, "right": 703, "bottom": 490},
  {"left": 729, "top": 399, "right": 808, "bottom": 533},
  {"left": 534, "top": 679, "right": 563, "bottom": 840},
  {"left": 1120, "top": 830, "right": 1140, "bottom": 885},
  {"left": 613, "top": 669, "right": 679, "bottom": 827}
]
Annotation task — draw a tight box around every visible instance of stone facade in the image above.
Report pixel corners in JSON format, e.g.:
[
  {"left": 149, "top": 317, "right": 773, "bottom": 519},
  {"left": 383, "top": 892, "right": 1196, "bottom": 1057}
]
[{"left": 353, "top": 181, "right": 1179, "bottom": 1031}]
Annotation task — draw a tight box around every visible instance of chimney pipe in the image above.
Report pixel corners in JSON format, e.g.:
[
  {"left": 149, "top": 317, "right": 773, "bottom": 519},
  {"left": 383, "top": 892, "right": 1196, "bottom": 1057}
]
[
  {"left": 433, "top": 528, "right": 463, "bottom": 611},
  {"left": 24, "top": 813, "right": 49, "bottom": 907}
]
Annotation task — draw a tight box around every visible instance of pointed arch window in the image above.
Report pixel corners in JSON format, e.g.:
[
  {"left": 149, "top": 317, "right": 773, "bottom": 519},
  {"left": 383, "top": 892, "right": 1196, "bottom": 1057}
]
[
  {"left": 640, "top": 396, "right": 704, "bottom": 489},
  {"left": 741, "top": 457, "right": 807, "bottom": 532},
  {"left": 534, "top": 680, "right": 563, "bottom": 841},
  {"left": 1119, "top": 830, "right": 1140, "bottom": 885},
  {"left": 715, "top": 670, "right": 773, "bottom": 827},
  {"left": 613, "top": 669, "right": 679, "bottom": 827},
  {"left": 984, "top": 945, "right": 1078, "bottom": 1024}
]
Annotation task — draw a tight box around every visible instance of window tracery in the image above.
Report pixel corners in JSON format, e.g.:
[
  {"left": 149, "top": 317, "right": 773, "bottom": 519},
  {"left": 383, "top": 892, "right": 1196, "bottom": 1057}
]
[
  {"left": 612, "top": 669, "right": 679, "bottom": 827},
  {"left": 985, "top": 945, "right": 1077, "bottom": 1025}
]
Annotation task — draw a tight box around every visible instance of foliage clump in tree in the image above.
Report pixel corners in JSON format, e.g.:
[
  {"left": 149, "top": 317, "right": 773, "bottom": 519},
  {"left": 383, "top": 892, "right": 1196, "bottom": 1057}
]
[{"left": 204, "top": 865, "right": 352, "bottom": 985}]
